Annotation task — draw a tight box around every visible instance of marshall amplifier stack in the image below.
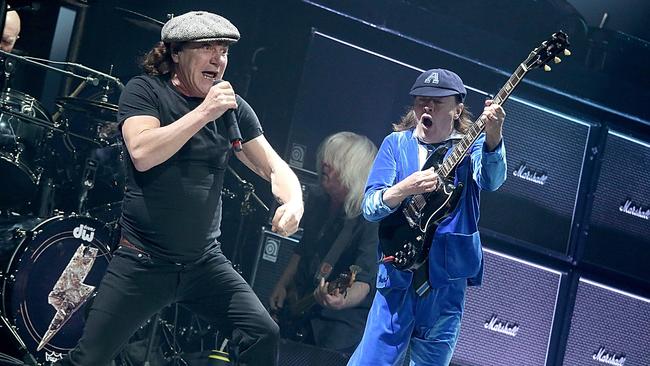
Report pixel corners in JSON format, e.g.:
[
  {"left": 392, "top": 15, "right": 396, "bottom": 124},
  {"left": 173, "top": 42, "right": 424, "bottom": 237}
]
[
  {"left": 562, "top": 278, "right": 650, "bottom": 366},
  {"left": 478, "top": 98, "right": 595, "bottom": 256},
  {"left": 582, "top": 130, "right": 650, "bottom": 284},
  {"left": 451, "top": 248, "right": 563, "bottom": 366}
]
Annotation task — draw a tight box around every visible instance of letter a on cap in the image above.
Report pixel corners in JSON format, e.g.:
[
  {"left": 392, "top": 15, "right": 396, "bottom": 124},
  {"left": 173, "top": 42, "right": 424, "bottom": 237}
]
[{"left": 424, "top": 72, "right": 439, "bottom": 84}]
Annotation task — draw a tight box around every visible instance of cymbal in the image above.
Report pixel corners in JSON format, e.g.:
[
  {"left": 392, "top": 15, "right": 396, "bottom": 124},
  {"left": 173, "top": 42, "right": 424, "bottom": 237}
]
[
  {"left": 114, "top": 7, "right": 164, "bottom": 32},
  {"left": 55, "top": 97, "right": 117, "bottom": 122}
]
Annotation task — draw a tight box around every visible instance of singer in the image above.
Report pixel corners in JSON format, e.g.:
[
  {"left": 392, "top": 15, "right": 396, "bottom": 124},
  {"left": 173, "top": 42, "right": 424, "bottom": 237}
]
[{"left": 56, "top": 11, "right": 303, "bottom": 366}]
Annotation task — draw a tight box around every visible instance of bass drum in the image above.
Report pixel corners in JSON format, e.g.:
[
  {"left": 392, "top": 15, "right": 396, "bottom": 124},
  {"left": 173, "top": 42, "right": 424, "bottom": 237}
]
[{"left": 1, "top": 214, "right": 116, "bottom": 363}]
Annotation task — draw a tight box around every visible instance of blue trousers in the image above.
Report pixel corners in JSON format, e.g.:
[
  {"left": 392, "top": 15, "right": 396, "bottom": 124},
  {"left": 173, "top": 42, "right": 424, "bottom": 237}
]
[{"left": 347, "top": 279, "right": 466, "bottom": 366}]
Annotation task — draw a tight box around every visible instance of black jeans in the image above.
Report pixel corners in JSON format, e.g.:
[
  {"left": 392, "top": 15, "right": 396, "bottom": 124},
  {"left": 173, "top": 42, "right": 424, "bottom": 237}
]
[{"left": 57, "top": 245, "right": 279, "bottom": 366}]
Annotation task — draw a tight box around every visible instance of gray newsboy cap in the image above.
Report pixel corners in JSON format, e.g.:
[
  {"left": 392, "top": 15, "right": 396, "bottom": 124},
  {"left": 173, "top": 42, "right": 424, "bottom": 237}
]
[{"left": 161, "top": 11, "right": 240, "bottom": 43}]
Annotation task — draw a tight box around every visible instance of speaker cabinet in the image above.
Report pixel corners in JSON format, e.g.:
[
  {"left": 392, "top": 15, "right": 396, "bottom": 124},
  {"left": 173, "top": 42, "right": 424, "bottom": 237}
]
[
  {"left": 478, "top": 102, "right": 593, "bottom": 256},
  {"left": 562, "top": 278, "right": 650, "bottom": 366},
  {"left": 279, "top": 339, "right": 349, "bottom": 366},
  {"left": 250, "top": 227, "right": 300, "bottom": 309},
  {"left": 584, "top": 131, "right": 650, "bottom": 284},
  {"left": 452, "top": 248, "right": 562, "bottom": 366},
  {"left": 286, "top": 31, "right": 420, "bottom": 172}
]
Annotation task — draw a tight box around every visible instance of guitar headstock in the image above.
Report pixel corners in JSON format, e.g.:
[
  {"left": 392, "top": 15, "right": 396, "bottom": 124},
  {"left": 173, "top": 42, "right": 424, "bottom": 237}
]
[
  {"left": 524, "top": 31, "right": 570, "bottom": 72},
  {"left": 327, "top": 265, "right": 362, "bottom": 296}
]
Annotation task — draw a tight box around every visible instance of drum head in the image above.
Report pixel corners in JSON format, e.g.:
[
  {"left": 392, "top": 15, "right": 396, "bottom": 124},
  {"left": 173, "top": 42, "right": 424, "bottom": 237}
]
[{"left": 2, "top": 215, "right": 114, "bottom": 363}]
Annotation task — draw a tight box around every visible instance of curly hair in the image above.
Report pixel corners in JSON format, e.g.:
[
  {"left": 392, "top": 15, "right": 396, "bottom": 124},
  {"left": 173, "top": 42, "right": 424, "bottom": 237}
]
[
  {"left": 392, "top": 95, "right": 474, "bottom": 133},
  {"left": 316, "top": 132, "right": 378, "bottom": 218},
  {"left": 140, "top": 41, "right": 183, "bottom": 76}
]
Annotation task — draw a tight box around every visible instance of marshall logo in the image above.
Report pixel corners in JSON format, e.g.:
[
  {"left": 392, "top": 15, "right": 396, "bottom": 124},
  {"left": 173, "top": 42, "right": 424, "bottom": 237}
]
[
  {"left": 512, "top": 163, "right": 548, "bottom": 185},
  {"left": 484, "top": 315, "right": 519, "bottom": 337},
  {"left": 592, "top": 347, "right": 626, "bottom": 366},
  {"left": 73, "top": 224, "right": 96, "bottom": 242},
  {"left": 619, "top": 199, "right": 650, "bottom": 220}
]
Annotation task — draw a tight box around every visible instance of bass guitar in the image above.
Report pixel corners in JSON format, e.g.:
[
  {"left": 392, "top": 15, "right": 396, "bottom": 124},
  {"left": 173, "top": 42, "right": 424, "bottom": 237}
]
[{"left": 275, "top": 265, "right": 361, "bottom": 342}]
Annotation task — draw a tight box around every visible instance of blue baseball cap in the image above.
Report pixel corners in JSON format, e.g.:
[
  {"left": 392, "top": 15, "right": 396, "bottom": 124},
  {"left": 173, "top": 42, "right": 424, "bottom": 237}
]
[{"left": 409, "top": 68, "right": 466, "bottom": 101}]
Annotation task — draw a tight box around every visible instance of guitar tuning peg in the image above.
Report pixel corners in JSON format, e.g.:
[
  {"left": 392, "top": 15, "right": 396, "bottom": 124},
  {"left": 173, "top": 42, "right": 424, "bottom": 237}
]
[
  {"left": 564, "top": 49, "right": 571, "bottom": 56},
  {"left": 554, "top": 56, "right": 561, "bottom": 64},
  {"left": 544, "top": 65, "right": 552, "bottom": 72}
]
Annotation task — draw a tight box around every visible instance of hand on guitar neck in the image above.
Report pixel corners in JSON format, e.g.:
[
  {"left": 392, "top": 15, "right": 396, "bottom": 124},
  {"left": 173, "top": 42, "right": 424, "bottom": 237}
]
[
  {"left": 481, "top": 99, "right": 505, "bottom": 151},
  {"left": 270, "top": 265, "right": 364, "bottom": 342},
  {"left": 313, "top": 266, "right": 361, "bottom": 310}
]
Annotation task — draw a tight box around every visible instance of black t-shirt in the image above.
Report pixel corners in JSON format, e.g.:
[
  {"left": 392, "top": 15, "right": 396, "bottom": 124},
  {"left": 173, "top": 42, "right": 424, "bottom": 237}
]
[
  {"left": 117, "top": 74, "right": 263, "bottom": 262},
  {"left": 293, "top": 188, "right": 378, "bottom": 351}
]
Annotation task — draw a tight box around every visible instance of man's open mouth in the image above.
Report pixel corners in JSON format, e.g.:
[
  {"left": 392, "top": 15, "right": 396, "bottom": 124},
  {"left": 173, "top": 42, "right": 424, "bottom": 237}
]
[{"left": 202, "top": 71, "right": 218, "bottom": 81}]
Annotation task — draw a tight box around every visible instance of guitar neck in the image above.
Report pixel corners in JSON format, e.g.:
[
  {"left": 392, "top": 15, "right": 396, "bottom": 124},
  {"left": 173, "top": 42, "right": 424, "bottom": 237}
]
[
  {"left": 290, "top": 293, "right": 316, "bottom": 317},
  {"left": 289, "top": 280, "right": 337, "bottom": 317},
  {"left": 438, "top": 63, "right": 529, "bottom": 178}
]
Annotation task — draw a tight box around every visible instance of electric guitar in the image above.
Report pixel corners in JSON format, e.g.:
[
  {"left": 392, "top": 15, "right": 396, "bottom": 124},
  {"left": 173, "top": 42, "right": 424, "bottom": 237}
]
[
  {"left": 275, "top": 265, "right": 361, "bottom": 342},
  {"left": 378, "top": 31, "right": 571, "bottom": 292}
]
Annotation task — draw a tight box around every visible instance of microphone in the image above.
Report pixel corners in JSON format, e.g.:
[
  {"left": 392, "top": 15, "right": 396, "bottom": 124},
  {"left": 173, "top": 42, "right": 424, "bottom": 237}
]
[{"left": 213, "top": 79, "right": 242, "bottom": 152}]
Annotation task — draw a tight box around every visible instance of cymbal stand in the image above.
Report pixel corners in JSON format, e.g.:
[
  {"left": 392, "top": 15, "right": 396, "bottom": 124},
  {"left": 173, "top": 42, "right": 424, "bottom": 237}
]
[
  {"left": 159, "top": 304, "right": 188, "bottom": 366},
  {"left": 227, "top": 167, "right": 269, "bottom": 271},
  {"left": 77, "top": 158, "right": 98, "bottom": 215},
  {"left": 2, "top": 56, "right": 15, "bottom": 91},
  {"left": 0, "top": 313, "right": 38, "bottom": 365},
  {"left": 99, "top": 65, "right": 114, "bottom": 103},
  {"left": 142, "top": 313, "right": 161, "bottom": 366}
]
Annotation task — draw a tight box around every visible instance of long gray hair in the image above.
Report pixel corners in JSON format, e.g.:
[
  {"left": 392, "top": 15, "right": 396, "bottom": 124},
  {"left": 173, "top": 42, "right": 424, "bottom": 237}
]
[{"left": 316, "top": 132, "right": 378, "bottom": 218}]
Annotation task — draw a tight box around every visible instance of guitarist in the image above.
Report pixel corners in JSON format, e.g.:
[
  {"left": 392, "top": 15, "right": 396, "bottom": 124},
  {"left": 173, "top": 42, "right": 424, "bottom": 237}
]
[
  {"left": 269, "top": 132, "right": 379, "bottom": 355},
  {"left": 348, "top": 69, "right": 507, "bottom": 366}
]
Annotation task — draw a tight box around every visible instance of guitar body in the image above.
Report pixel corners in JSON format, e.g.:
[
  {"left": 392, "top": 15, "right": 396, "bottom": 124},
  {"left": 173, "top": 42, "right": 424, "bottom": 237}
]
[
  {"left": 379, "top": 146, "right": 465, "bottom": 270},
  {"left": 274, "top": 267, "right": 360, "bottom": 342},
  {"left": 276, "top": 292, "right": 314, "bottom": 342},
  {"left": 378, "top": 177, "right": 464, "bottom": 266}
]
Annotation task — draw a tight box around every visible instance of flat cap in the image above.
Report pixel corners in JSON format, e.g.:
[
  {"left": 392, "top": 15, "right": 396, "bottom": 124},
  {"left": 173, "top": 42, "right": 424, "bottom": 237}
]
[
  {"left": 410, "top": 68, "right": 466, "bottom": 101},
  {"left": 161, "top": 11, "right": 240, "bottom": 43}
]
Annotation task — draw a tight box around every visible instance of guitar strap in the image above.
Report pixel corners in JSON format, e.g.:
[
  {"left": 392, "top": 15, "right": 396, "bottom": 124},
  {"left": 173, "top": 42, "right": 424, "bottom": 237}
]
[{"left": 313, "top": 216, "right": 360, "bottom": 284}]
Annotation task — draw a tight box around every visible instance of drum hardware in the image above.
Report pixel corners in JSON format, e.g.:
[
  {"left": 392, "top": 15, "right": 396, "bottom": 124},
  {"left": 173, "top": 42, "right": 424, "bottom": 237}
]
[
  {"left": 0, "top": 90, "right": 53, "bottom": 213},
  {"left": 226, "top": 166, "right": 269, "bottom": 272},
  {"left": 51, "top": 75, "right": 93, "bottom": 124},
  {"left": 114, "top": 7, "right": 164, "bottom": 32},
  {"left": 98, "top": 64, "right": 115, "bottom": 104},
  {"left": 0, "top": 50, "right": 121, "bottom": 91},
  {"left": 0, "top": 313, "right": 39, "bottom": 365},
  {"left": 55, "top": 97, "right": 118, "bottom": 120},
  {"left": 77, "top": 158, "right": 98, "bottom": 215},
  {"left": 36, "top": 176, "right": 56, "bottom": 218},
  {"left": 0, "top": 106, "right": 97, "bottom": 144}
]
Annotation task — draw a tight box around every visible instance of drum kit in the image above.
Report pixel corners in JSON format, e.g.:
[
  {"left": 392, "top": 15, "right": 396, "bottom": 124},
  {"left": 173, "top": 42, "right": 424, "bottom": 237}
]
[
  {"left": 0, "top": 38, "right": 125, "bottom": 364},
  {"left": 0, "top": 6, "right": 269, "bottom": 364}
]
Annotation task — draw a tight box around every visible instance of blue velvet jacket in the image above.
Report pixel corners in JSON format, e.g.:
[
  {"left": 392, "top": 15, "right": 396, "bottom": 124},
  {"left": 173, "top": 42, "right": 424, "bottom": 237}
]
[{"left": 362, "top": 129, "right": 506, "bottom": 289}]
